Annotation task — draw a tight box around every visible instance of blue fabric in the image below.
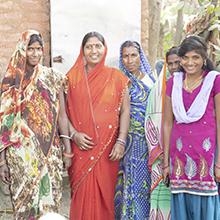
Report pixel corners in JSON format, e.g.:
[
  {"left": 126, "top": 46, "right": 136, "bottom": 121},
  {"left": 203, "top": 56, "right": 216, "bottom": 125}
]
[
  {"left": 171, "top": 193, "right": 220, "bottom": 220},
  {"left": 114, "top": 40, "right": 155, "bottom": 220}
]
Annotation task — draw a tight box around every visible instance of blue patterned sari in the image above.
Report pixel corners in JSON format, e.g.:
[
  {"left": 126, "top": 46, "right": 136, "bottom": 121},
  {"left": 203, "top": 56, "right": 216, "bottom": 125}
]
[{"left": 114, "top": 40, "right": 155, "bottom": 220}]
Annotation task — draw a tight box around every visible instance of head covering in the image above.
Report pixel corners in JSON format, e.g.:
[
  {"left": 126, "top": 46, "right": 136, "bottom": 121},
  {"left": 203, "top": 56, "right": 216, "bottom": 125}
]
[
  {"left": 0, "top": 30, "right": 43, "bottom": 151},
  {"left": 119, "top": 40, "right": 155, "bottom": 82}
]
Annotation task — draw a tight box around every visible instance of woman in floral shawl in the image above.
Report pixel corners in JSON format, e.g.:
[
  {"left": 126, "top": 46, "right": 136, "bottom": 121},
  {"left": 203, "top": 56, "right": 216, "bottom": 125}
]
[
  {"left": 0, "top": 30, "right": 72, "bottom": 220},
  {"left": 114, "top": 40, "right": 155, "bottom": 219}
]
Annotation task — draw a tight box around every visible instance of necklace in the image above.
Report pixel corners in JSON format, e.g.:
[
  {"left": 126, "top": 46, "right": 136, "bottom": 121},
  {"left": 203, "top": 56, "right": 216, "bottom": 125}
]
[
  {"left": 137, "top": 71, "right": 142, "bottom": 80},
  {"left": 184, "top": 73, "right": 203, "bottom": 92}
]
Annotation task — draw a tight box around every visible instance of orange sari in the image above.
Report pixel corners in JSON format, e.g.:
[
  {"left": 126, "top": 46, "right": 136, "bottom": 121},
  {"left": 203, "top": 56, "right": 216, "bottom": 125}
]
[{"left": 66, "top": 43, "right": 129, "bottom": 220}]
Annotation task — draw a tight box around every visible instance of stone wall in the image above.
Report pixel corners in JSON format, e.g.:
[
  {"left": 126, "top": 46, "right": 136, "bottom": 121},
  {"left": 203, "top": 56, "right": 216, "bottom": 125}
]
[{"left": 0, "top": 0, "right": 50, "bottom": 79}]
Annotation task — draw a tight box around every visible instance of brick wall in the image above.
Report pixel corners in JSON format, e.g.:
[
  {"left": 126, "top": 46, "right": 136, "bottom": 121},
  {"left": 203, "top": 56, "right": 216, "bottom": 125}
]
[{"left": 0, "top": 0, "right": 50, "bottom": 80}]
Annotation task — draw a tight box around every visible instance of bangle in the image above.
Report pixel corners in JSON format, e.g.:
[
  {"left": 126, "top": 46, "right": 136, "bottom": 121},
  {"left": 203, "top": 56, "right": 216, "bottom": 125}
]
[
  {"left": 116, "top": 138, "right": 126, "bottom": 147},
  {"left": 215, "top": 163, "right": 220, "bottom": 169},
  {"left": 119, "top": 131, "right": 127, "bottom": 135},
  {"left": 63, "top": 151, "right": 74, "bottom": 158},
  {"left": 0, "top": 160, "right": 6, "bottom": 167},
  {"left": 70, "top": 130, "right": 78, "bottom": 141},
  {"left": 60, "top": 135, "right": 71, "bottom": 140},
  {"left": 162, "top": 164, "right": 170, "bottom": 170},
  {"left": 216, "top": 157, "right": 220, "bottom": 160}
]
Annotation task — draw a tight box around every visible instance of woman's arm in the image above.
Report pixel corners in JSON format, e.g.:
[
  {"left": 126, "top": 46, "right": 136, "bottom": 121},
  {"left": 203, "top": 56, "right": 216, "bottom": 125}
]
[
  {"left": 110, "top": 88, "right": 130, "bottom": 161},
  {"left": 162, "top": 94, "right": 174, "bottom": 184},
  {"left": 58, "top": 86, "right": 72, "bottom": 171},
  {"left": 214, "top": 93, "right": 220, "bottom": 183},
  {"left": 0, "top": 149, "right": 9, "bottom": 184}
]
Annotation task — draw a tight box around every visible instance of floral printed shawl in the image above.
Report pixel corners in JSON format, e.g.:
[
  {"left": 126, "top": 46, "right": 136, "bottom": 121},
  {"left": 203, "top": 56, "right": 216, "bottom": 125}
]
[{"left": 0, "top": 30, "right": 67, "bottom": 218}]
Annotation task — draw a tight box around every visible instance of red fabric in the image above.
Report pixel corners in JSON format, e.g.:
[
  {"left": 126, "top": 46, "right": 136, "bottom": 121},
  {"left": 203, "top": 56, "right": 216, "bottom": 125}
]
[{"left": 66, "top": 43, "right": 129, "bottom": 220}]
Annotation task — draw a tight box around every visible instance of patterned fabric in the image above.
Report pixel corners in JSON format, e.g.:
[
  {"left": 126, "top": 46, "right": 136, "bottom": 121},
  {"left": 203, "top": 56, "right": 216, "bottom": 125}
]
[
  {"left": 166, "top": 71, "right": 220, "bottom": 195},
  {"left": 114, "top": 40, "right": 155, "bottom": 220},
  {"left": 66, "top": 41, "right": 129, "bottom": 220},
  {"left": 0, "top": 30, "right": 67, "bottom": 219},
  {"left": 145, "top": 61, "right": 171, "bottom": 220}
]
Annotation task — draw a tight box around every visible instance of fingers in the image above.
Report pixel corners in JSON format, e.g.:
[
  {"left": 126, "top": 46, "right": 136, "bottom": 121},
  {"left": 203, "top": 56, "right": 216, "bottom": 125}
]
[{"left": 109, "top": 144, "right": 125, "bottom": 161}]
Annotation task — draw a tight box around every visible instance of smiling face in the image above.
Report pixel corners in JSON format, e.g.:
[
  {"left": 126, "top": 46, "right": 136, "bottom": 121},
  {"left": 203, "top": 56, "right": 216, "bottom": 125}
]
[
  {"left": 83, "top": 36, "right": 105, "bottom": 71},
  {"left": 167, "top": 53, "right": 181, "bottom": 75},
  {"left": 121, "top": 46, "right": 140, "bottom": 77},
  {"left": 26, "top": 41, "right": 43, "bottom": 72},
  {"left": 181, "top": 50, "right": 204, "bottom": 76}
]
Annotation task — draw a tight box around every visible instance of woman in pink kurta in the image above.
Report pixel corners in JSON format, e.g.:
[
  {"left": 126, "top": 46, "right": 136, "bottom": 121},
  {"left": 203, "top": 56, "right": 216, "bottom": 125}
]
[{"left": 163, "top": 35, "right": 220, "bottom": 220}]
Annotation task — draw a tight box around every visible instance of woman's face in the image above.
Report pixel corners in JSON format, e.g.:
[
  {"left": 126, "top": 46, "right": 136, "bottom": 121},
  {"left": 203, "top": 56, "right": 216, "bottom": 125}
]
[
  {"left": 181, "top": 50, "right": 204, "bottom": 76},
  {"left": 122, "top": 46, "right": 140, "bottom": 75},
  {"left": 26, "top": 41, "right": 43, "bottom": 70},
  {"left": 83, "top": 37, "right": 105, "bottom": 69},
  {"left": 167, "top": 53, "right": 181, "bottom": 75}
]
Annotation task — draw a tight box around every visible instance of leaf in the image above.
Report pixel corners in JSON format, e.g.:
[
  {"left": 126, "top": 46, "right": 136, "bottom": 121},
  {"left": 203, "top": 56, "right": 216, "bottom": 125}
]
[
  {"left": 199, "top": 6, "right": 205, "bottom": 18},
  {"left": 183, "top": 2, "right": 190, "bottom": 14},
  {"left": 216, "top": 38, "right": 220, "bottom": 46},
  {"left": 199, "top": 0, "right": 206, "bottom": 3},
  {"left": 176, "top": 1, "right": 185, "bottom": 11},
  {"left": 208, "top": 24, "right": 220, "bottom": 31},
  {"left": 215, "top": 7, "right": 220, "bottom": 17},
  {"left": 188, "top": 4, "right": 195, "bottom": 16},
  {"left": 207, "top": 4, "right": 215, "bottom": 14},
  {"left": 211, "top": 43, "right": 220, "bottom": 51}
]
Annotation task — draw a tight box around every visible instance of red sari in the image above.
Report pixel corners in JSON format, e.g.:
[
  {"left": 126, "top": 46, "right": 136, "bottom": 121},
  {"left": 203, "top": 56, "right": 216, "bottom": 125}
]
[{"left": 66, "top": 43, "right": 128, "bottom": 220}]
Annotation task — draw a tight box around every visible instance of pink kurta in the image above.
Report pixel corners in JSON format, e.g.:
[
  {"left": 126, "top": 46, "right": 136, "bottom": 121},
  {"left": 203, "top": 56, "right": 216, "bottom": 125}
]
[{"left": 166, "top": 71, "right": 220, "bottom": 196}]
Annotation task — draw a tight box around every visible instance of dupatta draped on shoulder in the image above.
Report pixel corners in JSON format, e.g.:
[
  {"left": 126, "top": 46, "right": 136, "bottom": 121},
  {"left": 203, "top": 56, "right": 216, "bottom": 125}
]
[{"left": 66, "top": 41, "right": 129, "bottom": 219}]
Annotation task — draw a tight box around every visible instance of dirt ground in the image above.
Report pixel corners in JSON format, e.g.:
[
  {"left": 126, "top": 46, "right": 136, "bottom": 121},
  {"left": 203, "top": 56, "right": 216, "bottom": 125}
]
[{"left": 0, "top": 173, "right": 71, "bottom": 220}]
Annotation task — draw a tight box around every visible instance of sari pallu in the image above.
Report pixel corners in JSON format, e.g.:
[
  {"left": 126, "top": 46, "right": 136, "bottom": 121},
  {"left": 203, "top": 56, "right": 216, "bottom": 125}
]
[
  {"left": 66, "top": 43, "right": 129, "bottom": 220},
  {"left": 0, "top": 30, "right": 67, "bottom": 220},
  {"left": 114, "top": 40, "right": 155, "bottom": 220},
  {"left": 145, "top": 63, "right": 171, "bottom": 220}
]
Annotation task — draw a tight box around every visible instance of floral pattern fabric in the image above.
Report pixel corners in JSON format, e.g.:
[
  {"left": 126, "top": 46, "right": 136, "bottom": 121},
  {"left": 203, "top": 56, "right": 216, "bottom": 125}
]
[{"left": 0, "top": 30, "right": 67, "bottom": 219}]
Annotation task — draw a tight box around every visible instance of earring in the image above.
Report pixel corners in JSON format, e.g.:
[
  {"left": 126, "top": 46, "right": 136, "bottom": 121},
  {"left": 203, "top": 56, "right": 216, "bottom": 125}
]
[
  {"left": 179, "top": 63, "right": 182, "bottom": 66},
  {"left": 204, "top": 60, "right": 207, "bottom": 66}
]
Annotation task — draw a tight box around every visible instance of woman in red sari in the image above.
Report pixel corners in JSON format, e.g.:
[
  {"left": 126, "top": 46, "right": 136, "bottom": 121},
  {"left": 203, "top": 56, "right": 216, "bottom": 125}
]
[{"left": 65, "top": 32, "right": 130, "bottom": 220}]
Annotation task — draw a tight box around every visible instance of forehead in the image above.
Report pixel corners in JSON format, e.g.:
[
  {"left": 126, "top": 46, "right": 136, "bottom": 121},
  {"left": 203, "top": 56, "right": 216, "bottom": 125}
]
[
  {"left": 122, "top": 46, "right": 139, "bottom": 55},
  {"left": 183, "top": 50, "right": 202, "bottom": 57},
  {"left": 167, "top": 53, "right": 180, "bottom": 63},
  {"left": 85, "top": 36, "right": 103, "bottom": 45},
  {"left": 28, "top": 41, "right": 42, "bottom": 47}
]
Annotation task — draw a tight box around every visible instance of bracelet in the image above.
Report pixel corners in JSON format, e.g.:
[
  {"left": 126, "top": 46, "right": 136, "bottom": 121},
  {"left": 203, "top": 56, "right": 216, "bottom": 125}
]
[
  {"left": 119, "top": 131, "right": 127, "bottom": 135},
  {"left": 116, "top": 138, "right": 126, "bottom": 147},
  {"left": 63, "top": 151, "right": 74, "bottom": 158},
  {"left": 0, "top": 160, "right": 6, "bottom": 167},
  {"left": 70, "top": 130, "right": 78, "bottom": 141},
  {"left": 216, "top": 157, "right": 220, "bottom": 160},
  {"left": 60, "top": 135, "right": 71, "bottom": 140},
  {"left": 162, "top": 164, "right": 170, "bottom": 170},
  {"left": 215, "top": 163, "right": 220, "bottom": 169}
]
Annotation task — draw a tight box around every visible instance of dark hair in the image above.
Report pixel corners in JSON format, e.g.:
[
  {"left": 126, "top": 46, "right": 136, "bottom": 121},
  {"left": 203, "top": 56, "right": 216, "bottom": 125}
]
[
  {"left": 82, "top": 31, "right": 105, "bottom": 49},
  {"left": 121, "top": 41, "right": 140, "bottom": 54},
  {"left": 28, "top": 34, "right": 43, "bottom": 47},
  {"left": 178, "top": 35, "right": 214, "bottom": 72},
  {"left": 166, "top": 46, "right": 179, "bottom": 62}
]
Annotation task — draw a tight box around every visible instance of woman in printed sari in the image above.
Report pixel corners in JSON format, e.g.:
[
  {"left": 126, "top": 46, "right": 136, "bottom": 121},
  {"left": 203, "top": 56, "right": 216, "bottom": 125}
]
[
  {"left": 114, "top": 40, "right": 155, "bottom": 220},
  {"left": 0, "top": 30, "right": 72, "bottom": 220},
  {"left": 163, "top": 35, "right": 220, "bottom": 219},
  {"left": 145, "top": 46, "right": 180, "bottom": 220},
  {"left": 65, "top": 31, "right": 130, "bottom": 220}
]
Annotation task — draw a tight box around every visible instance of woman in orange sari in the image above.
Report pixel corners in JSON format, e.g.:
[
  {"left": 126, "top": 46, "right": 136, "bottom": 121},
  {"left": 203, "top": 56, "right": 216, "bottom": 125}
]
[{"left": 65, "top": 31, "right": 130, "bottom": 220}]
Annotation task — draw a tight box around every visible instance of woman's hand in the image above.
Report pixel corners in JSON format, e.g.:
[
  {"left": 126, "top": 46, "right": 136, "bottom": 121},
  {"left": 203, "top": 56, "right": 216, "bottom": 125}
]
[
  {"left": 0, "top": 164, "right": 10, "bottom": 185},
  {"left": 63, "top": 156, "right": 72, "bottom": 171},
  {"left": 214, "top": 163, "right": 220, "bottom": 183},
  {"left": 74, "top": 132, "right": 95, "bottom": 150},
  {"left": 162, "top": 166, "right": 170, "bottom": 186},
  {"left": 109, "top": 143, "right": 125, "bottom": 161}
]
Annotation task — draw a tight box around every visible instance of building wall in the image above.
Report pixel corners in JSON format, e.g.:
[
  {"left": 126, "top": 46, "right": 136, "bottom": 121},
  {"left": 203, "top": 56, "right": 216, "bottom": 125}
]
[
  {"left": 0, "top": 0, "right": 50, "bottom": 79},
  {"left": 0, "top": 1, "right": 149, "bottom": 80}
]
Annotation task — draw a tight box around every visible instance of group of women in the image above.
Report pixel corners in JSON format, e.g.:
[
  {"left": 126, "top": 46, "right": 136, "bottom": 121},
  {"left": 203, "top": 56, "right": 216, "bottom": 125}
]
[{"left": 0, "top": 29, "right": 219, "bottom": 220}]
